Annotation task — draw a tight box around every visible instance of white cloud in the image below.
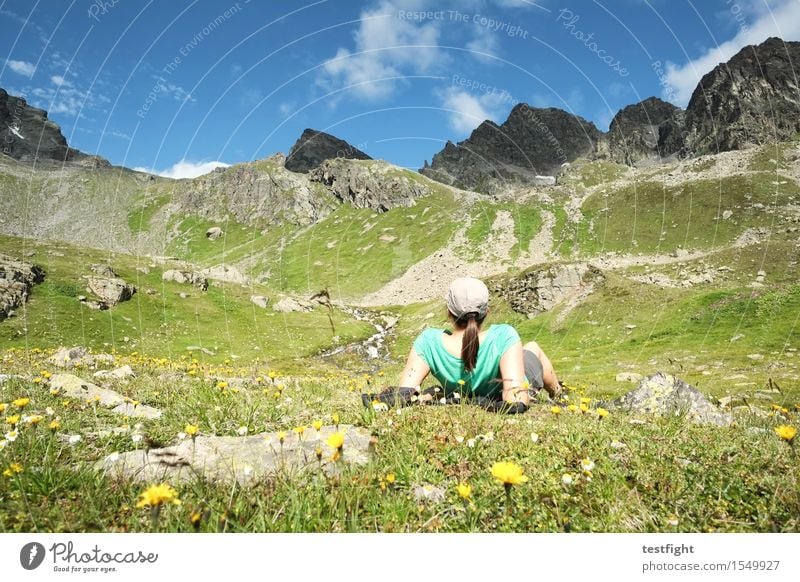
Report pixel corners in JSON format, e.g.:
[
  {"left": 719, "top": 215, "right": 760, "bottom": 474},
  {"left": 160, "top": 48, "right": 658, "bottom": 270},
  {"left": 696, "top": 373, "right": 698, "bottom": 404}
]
[
  {"left": 6, "top": 59, "right": 36, "bottom": 77},
  {"left": 466, "top": 27, "right": 501, "bottom": 62},
  {"left": 439, "top": 87, "right": 509, "bottom": 133},
  {"left": 51, "top": 75, "right": 71, "bottom": 87},
  {"left": 279, "top": 101, "right": 296, "bottom": 116},
  {"left": 133, "top": 160, "right": 230, "bottom": 180},
  {"left": 663, "top": 0, "right": 800, "bottom": 105},
  {"left": 320, "top": 0, "right": 444, "bottom": 101}
]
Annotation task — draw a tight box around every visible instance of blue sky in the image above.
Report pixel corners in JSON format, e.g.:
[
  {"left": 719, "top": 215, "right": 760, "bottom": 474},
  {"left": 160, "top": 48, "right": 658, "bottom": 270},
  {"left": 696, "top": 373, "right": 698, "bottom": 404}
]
[{"left": 2, "top": 0, "right": 799, "bottom": 177}]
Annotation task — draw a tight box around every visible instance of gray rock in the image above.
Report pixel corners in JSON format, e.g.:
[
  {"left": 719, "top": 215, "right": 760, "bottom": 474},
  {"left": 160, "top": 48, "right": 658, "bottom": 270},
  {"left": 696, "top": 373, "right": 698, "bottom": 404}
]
[
  {"left": 49, "top": 374, "right": 126, "bottom": 406},
  {"left": 272, "top": 297, "right": 313, "bottom": 313},
  {"left": 616, "top": 372, "right": 644, "bottom": 383},
  {"left": 86, "top": 275, "right": 136, "bottom": 307},
  {"left": 201, "top": 265, "right": 249, "bottom": 285},
  {"left": 48, "top": 346, "right": 96, "bottom": 368},
  {"left": 110, "top": 402, "right": 162, "bottom": 420},
  {"left": 608, "top": 97, "right": 684, "bottom": 166},
  {"left": 162, "top": 269, "right": 208, "bottom": 291},
  {"left": 90, "top": 264, "right": 117, "bottom": 278},
  {"left": 93, "top": 365, "right": 136, "bottom": 380},
  {"left": 205, "top": 226, "right": 224, "bottom": 240},
  {"left": 95, "top": 425, "right": 372, "bottom": 484},
  {"left": 608, "top": 372, "right": 732, "bottom": 426},
  {"left": 0, "top": 253, "right": 45, "bottom": 321},
  {"left": 250, "top": 295, "right": 269, "bottom": 309},
  {"left": 494, "top": 263, "right": 604, "bottom": 314}
]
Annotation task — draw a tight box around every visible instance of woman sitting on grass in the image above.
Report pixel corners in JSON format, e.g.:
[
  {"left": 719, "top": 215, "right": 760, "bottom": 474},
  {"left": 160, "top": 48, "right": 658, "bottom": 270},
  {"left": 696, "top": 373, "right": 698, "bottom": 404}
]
[{"left": 397, "top": 277, "right": 561, "bottom": 408}]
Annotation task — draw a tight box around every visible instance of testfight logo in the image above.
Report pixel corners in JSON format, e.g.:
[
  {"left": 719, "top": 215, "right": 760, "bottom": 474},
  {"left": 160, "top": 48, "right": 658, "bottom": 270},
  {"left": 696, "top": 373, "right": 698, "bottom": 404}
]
[{"left": 20, "top": 542, "right": 46, "bottom": 570}]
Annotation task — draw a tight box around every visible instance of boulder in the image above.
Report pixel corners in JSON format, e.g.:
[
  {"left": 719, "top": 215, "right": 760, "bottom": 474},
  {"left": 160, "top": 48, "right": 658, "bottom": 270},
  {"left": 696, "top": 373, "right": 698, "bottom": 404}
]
[
  {"left": 49, "top": 374, "right": 126, "bottom": 406},
  {"left": 616, "top": 372, "right": 644, "bottom": 383},
  {"left": 201, "top": 265, "right": 249, "bottom": 285},
  {"left": 607, "top": 372, "right": 733, "bottom": 426},
  {"left": 93, "top": 365, "right": 136, "bottom": 380},
  {"left": 205, "top": 226, "right": 224, "bottom": 240},
  {"left": 0, "top": 253, "right": 45, "bottom": 321},
  {"left": 162, "top": 269, "right": 208, "bottom": 291},
  {"left": 90, "top": 264, "right": 117, "bottom": 278},
  {"left": 250, "top": 295, "right": 269, "bottom": 309},
  {"left": 86, "top": 276, "right": 136, "bottom": 307},
  {"left": 494, "top": 263, "right": 604, "bottom": 315},
  {"left": 272, "top": 297, "right": 313, "bottom": 313},
  {"left": 95, "top": 425, "right": 373, "bottom": 484}
]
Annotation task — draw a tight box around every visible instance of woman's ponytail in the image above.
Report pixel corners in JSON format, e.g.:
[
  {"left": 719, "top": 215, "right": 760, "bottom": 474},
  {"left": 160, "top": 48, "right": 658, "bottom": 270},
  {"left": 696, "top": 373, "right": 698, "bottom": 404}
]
[{"left": 460, "top": 313, "right": 481, "bottom": 372}]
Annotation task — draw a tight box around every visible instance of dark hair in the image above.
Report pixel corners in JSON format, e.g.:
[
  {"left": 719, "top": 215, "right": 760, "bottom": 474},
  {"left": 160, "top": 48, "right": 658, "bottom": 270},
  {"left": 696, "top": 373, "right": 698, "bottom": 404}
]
[{"left": 455, "top": 312, "right": 484, "bottom": 372}]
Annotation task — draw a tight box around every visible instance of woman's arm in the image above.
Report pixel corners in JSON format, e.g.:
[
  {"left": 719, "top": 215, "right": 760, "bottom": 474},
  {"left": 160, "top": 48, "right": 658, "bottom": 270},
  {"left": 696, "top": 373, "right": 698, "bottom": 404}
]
[
  {"left": 499, "top": 341, "right": 530, "bottom": 406},
  {"left": 398, "top": 347, "right": 431, "bottom": 389}
]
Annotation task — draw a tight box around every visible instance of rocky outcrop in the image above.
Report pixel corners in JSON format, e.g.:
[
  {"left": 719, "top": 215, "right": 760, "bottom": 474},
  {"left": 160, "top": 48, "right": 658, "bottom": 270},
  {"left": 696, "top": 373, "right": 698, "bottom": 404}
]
[
  {"left": 162, "top": 269, "right": 208, "bottom": 290},
  {"left": 205, "top": 226, "right": 223, "bottom": 240},
  {"left": 607, "top": 372, "right": 732, "bottom": 426},
  {"left": 49, "top": 346, "right": 114, "bottom": 368},
  {"left": 310, "top": 159, "right": 430, "bottom": 212},
  {"left": 96, "top": 425, "right": 372, "bottom": 484},
  {"left": 174, "top": 156, "right": 338, "bottom": 227},
  {"left": 201, "top": 265, "right": 248, "bottom": 286},
  {"left": 285, "top": 128, "right": 371, "bottom": 173},
  {"left": 0, "top": 87, "right": 88, "bottom": 163},
  {"left": 684, "top": 38, "right": 800, "bottom": 155},
  {"left": 421, "top": 104, "right": 604, "bottom": 193},
  {"left": 0, "top": 253, "right": 44, "bottom": 320},
  {"left": 493, "top": 263, "right": 604, "bottom": 315},
  {"left": 608, "top": 97, "right": 684, "bottom": 165},
  {"left": 272, "top": 297, "right": 313, "bottom": 313}
]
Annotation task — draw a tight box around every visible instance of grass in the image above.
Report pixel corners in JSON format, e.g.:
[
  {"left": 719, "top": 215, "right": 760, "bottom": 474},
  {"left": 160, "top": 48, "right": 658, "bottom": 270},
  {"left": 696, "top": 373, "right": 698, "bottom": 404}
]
[
  {"left": 560, "top": 161, "right": 629, "bottom": 188},
  {"left": 0, "top": 355, "right": 797, "bottom": 532},
  {"left": 271, "top": 189, "right": 459, "bottom": 299},
  {"left": 459, "top": 201, "right": 542, "bottom": 261},
  {"left": 563, "top": 174, "right": 799, "bottom": 255}
]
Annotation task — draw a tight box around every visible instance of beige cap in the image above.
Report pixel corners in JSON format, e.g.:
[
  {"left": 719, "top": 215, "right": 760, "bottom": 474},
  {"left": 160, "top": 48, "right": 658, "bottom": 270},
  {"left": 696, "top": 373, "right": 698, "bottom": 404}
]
[{"left": 446, "top": 277, "right": 489, "bottom": 319}]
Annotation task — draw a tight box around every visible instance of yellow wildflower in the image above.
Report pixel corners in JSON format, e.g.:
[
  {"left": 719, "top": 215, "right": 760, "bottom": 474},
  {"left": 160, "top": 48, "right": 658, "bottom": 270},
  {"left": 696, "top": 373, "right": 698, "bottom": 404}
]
[
  {"left": 184, "top": 424, "right": 199, "bottom": 437},
  {"left": 331, "top": 413, "right": 340, "bottom": 425},
  {"left": 216, "top": 381, "right": 227, "bottom": 390},
  {"left": 490, "top": 461, "right": 528, "bottom": 486},
  {"left": 277, "top": 431, "right": 287, "bottom": 444},
  {"left": 456, "top": 483, "right": 472, "bottom": 500},
  {"left": 550, "top": 406, "right": 561, "bottom": 415},
  {"left": 48, "top": 419, "right": 60, "bottom": 431},
  {"left": 5, "top": 415, "right": 19, "bottom": 426},
  {"left": 327, "top": 431, "right": 345, "bottom": 451},
  {"left": 293, "top": 426, "right": 306, "bottom": 438},
  {"left": 12, "top": 397, "right": 30, "bottom": 408},
  {"left": 567, "top": 404, "right": 578, "bottom": 413},
  {"left": 135, "top": 483, "right": 181, "bottom": 508},
  {"left": 775, "top": 425, "right": 797, "bottom": 443},
  {"left": 0, "top": 403, "right": 6, "bottom": 413},
  {"left": 385, "top": 473, "right": 396, "bottom": 484},
  {"left": 597, "top": 408, "right": 609, "bottom": 418},
  {"left": 25, "top": 415, "right": 43, "bottom": 426},
  {"left": 312, "top": 420, "right": 323, "bottom": 431}
]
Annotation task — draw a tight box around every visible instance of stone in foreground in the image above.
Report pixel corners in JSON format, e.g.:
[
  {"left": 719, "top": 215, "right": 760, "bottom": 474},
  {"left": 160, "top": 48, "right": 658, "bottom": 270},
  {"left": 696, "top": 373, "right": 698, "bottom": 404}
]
[
  {"left": 609, "top": 372, "right": 732, "bottom": 426},
  {"left": 96, "top": 425, "right": 373, "bottom": 484}
]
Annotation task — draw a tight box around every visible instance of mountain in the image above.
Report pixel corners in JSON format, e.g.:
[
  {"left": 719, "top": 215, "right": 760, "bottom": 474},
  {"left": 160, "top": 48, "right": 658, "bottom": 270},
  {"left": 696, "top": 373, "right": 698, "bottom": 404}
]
[
  {"left": 284, "top": 128, "right": 372, "bottom": 173},
  {"left": 0, "top": 88, "right": 89, "bottom": 163},
  {"left": 608, "top": 97, "right": 684, "bottom": 166},
  {"left": 684, "top": 37, "right": 800, "bottom": 155},
  {"left": 421, "top": 104, "right": 604, "bottom": 193}
]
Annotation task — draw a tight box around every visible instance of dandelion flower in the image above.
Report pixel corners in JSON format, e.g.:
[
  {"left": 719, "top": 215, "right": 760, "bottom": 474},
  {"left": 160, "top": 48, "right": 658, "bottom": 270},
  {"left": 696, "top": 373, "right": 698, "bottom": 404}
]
[
  {"left": 5, "top": 415, "right": 20, "bottom": 426},
  {"left": 293, "top": 426, "right": 306, "bottom": 438},
  {"left": 277, "top": 431, "right": 287, "bottom": 444},
  {"left": 216, "top": 381, "right": 228, "bottom": 390},
  {"left": 550, "top": 406, "right": 561, "bottom": 415},
  {"left": 385, "top": 473, "right": 396, "bottom": 484},
  {"left": 12, "top": 397, "right": 30, "bottom": 408},
  {"left": 312, "top": 420, "right": 323, "bottom": 431},
  {"left": 136, "top": 483, "right": 181, "bottom": 508},
  {"left": 3, "top": 463, "right": 23, "bottom": 477},
  {"left": 456, "top": 483, "right": 472, "bottom": 500},
  {"left": 490, "top": 461, "right": 528, "bottom": 486},
  {"left": 326, "top": 431, "right": 345, "bottom": 451},
  {"left": 184, "top": 424, "right": 199, "bottom": 437},
  {"left": 331, "top": 413, "right": 340, "bottom": 425},
  {"left": 775, "top": 425, "right": 797, "bottom": 443},
  {"left": 567, "top": 404, "right": 578, "bottom": 413},
  {"left": 596, "top": 408, "right": 609, "bottom": 419}
]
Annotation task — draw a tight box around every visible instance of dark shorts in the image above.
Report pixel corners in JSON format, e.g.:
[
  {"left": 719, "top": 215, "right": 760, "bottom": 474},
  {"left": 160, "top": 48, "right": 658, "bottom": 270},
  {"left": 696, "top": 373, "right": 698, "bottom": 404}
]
[{"left": 523, "top": 349, "right": 544, "bottom": 390}]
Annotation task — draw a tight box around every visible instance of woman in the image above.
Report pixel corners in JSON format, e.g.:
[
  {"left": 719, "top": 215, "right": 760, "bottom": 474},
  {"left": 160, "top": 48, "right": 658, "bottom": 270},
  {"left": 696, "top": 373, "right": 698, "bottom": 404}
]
[{"left": 398, "top": 277, "right": 560, "bottom": 407}]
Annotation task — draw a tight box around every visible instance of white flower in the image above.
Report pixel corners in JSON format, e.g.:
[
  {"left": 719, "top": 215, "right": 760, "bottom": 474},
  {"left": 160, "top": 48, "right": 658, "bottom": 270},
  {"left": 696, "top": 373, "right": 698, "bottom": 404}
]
[
  {"left": 479, "top": 431, "right": 494, "bottom": 442},
  {"left": 0, "top": 440, "right": 6, "bottom": 450},
  {"left": 108, "top": 452, "right": 120, "bottom": 463},
  {"left": 530, "top": 432, "right": 539, "bottom": 443},
  {"left": 610, "top": 440, "right": 627, "bottom": 449},
  {"left": 438, "top": 398, "right": 447, "bottom": 405},
  {"left": 372, "top": 402, "right": 389, "bottom": 412},
  {"left": 666, "top": 515, "right": 679, "bottom": 526},
  {"left": 455, "top": 436, "right": 465, "bottom": 444},
  {"left": 134, "top": 423, "right": 144, "bottom": 431},
  {"left": 243, "top": 465, "right": 253, "bottom": 477},
  {"left": 395, "top": 408, "right": 403, "bottom": 416},
  {"left": 68, "top": 434, "right": 82, "bottom": 445},
  {"left": 45, "top": 407, "right": 55, "bottom": 416},
  {"left": 237, "top": 426, "right": 249, "bottom": 436},
  {"left": 131, "top": 434, "right": 143, "bottom": 444},
  {"left": 452, "top": 392, "right": 461, "bottom": 400},
  {"left": 5, "top": 430, "right": 18, "bottom": 442},
  {"left": 562, "top": 473, "right": 574, "bottom": 485},
  {"left": 580, "top": 458, "right": 595, "bottom": 472},
  {"left": 466, "top": 438, "right": 476, "bottom": 448}
]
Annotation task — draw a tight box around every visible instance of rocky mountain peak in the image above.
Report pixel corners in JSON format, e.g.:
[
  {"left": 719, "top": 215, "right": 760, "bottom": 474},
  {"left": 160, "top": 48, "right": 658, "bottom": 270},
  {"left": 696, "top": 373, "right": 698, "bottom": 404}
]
[
  {"left": 421, "top": 103, "right": 604, "bottom": 193},
  {"left": 0, "top": 87, "right": 89, "bottom": 164},
  {"left": 284, "top": 128, "right": 371, "bottom": 173},
  {"left": 608, "top": 96, "right": 684, "bottom": 165},
  {"left": 684, "top": 37, "right": 800, "bottom": 155}
]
